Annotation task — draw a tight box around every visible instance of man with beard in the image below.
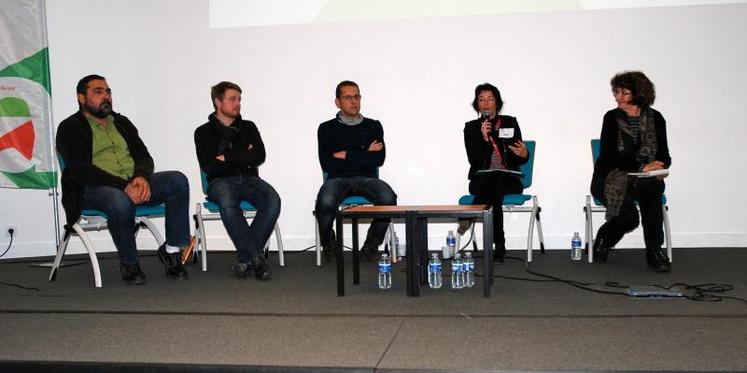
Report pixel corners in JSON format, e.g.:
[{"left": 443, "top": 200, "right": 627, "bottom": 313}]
[
  {"left": 56, "top": 74, "right": 193, "bottom": 285},
  {"left": 194, "top": 81, "right": 279, "bottom": 280}
]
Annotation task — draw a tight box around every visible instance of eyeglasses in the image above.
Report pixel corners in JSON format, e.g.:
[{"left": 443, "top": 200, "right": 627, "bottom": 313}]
[
  {"left": 477, "top": 97, "right": 496, "bottom": 103},
  {"left": 339, "top": 94, "right": 362, "bottom": 102}
]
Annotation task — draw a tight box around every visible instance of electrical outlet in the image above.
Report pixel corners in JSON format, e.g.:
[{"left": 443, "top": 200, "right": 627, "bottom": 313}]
[{"left": 5, "top": 225, "right": 17, "bottom": 238}]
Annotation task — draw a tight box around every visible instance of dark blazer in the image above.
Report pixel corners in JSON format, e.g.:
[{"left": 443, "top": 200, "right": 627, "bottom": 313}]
[{"left": 463, "top": 114, "right": 528, "bottom": 181}]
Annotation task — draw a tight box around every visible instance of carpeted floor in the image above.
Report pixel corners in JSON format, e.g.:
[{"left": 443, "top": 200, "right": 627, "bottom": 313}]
[{"left": 1, "top": 248, "right": 746, "bottom": 372}]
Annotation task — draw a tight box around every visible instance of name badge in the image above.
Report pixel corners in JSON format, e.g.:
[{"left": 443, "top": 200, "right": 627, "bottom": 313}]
[{"left": 498, "top": 128, "right": 514, "bottom": 138}]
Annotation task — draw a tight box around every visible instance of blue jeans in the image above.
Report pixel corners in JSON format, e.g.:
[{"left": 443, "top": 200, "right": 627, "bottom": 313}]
[
  {"left": 207, "top": 174, "right": 281, "bottom": 264},
  {"left": 315, "top": 176, "right": 397, "bottom": 247},
  {"left": 81, "top": 171, "right": 190, "bottom": 265}
]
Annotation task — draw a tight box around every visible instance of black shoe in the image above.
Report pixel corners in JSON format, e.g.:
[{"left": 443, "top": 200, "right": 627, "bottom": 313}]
[
  {"left": 493, "top": 252, "right": 505, "bottom": 263},
  {"left": 592, "top": 237, "right": 611, "bottom": 262},
  {"left": 360, "top": 243, "right": 378, "bottom": 262},
  {"left": 252, "top": 256, "right": 272, "bottom": 281},
  {"left": 120, "top": 262, "right": 146, "bottom": 285},
  {"left": 646, "top": 249, "right": 672, "bottom": 273},
  {"left": 157, "top": 244, "right": 189, "bottom": 280},
  {"left": 457, "top": 219, "right": 472, "bottom": 236},
  {"left": 321, "top": 232, "right": 337, "bottom": 262},
  {"left": 231, "top": 261, "right": 252, "bottom": 278}
]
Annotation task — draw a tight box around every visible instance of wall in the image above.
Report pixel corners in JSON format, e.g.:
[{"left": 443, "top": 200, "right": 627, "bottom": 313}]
[{"left": 1, "top": 0, "right": 745, "bottom": 259}]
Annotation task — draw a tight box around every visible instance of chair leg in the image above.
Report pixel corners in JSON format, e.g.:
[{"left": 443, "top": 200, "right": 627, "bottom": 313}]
[
  {"left": 534, "top": 197, "right": 545, "bottom": 254},
  {"left": 314, "top": 216, "right": 322, "bottom": 266},
  {"left": 49, "top": 228, "right": 73, "bottom": 282},
  {"left": 586, "top": 195, "right": 594, "bottom": 264},
  {"left": 662, "top": 204, "right": 672, "bottom": 262},
  {"left": 195, "top": 204, "right": 208, "bottom": 272},
  {"left": 72, "top": 224, "right": 102, "bottom": 288},
  {"left": 138, "top": 217, "right": 165, "bottom": 247},
  {"left": 274, "top": 222, "right": 284, "bottom": 267},
  {"left": 526, "top": 205, "right": 537, "bottom": 263}
]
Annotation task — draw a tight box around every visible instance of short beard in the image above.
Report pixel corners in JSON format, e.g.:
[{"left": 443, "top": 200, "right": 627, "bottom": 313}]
[{"left": 86, "top": 101, "right": 112, "bottom": 118}]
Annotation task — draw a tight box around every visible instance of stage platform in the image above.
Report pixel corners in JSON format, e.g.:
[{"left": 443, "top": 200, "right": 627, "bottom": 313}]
[{"left": 1, "top": 248, "right": 746, "bottom": 372}]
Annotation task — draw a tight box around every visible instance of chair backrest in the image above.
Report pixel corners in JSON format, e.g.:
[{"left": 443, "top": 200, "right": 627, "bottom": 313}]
[
  {"left": 591, "top": 139, "right": 601, "bottom": 164},
  {"left": 200, "top": 170, "right": 209, "bottom": 195},
  {"left": 518, "top": 140, "right": 536, "bottom": 189},
  {"left": 57, "top": 154, "right": 65, "bottom": 171}
]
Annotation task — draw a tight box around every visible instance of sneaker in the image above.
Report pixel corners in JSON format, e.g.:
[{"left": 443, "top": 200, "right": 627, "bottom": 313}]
[
  {"left": 231, "top": 261, "right": 252, "bottom": 278},
  {"left": 251, "top": 256, "right": 272, "bottom": 281},
  {"left": 157, "top": 244, "right": 189, "bottom": 280},
  {"left": 646, "top": 249, "right": 672, "bottom": 272},
  {"left": 592, "top": 237, "right": 611, "bottom": 262},
  {"left": 120, "top": 262, "right": 146, "bottom": 285}
]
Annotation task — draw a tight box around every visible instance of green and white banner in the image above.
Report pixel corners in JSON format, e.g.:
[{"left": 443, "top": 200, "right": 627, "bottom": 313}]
[{"left": 0, "top": 0, "right": 56, "bottom": 189}]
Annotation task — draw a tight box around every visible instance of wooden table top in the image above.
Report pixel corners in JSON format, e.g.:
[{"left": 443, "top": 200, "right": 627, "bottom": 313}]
[{"left": 340, "top": 205, "right": 489, "bottom": 213}]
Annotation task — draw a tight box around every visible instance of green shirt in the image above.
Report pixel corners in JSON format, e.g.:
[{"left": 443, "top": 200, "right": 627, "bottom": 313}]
[{"left": 87, "top": 115, "right": 135, "bottom": 180}]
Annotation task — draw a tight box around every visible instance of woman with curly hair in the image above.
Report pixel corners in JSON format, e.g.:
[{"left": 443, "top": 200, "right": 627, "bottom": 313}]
[{"left": 591, "top": 71, "right": 672, "bottom": 272}]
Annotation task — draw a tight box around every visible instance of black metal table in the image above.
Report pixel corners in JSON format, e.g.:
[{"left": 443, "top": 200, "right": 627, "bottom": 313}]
[{"left": 335, "top": 205, "right": 494, "bottom": 297}]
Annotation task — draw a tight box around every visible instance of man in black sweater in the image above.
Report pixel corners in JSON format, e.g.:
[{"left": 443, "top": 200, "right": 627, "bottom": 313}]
[
  {"left": 56, "top": 75, "right": 192, "bottom": 285},
  {"left": 316, "top": 80, "right": 397, "bottom": 261},
  {"left": 194, "top": 81, "right": 280, "bottom": 280}
]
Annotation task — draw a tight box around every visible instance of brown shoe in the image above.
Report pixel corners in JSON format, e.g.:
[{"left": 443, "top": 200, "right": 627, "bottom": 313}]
[
  {"left": 180, "top": 235, "right": 197, "bottom": 265},
  {"left": 457, "top": 219, "right": 472, "bottom": 235}
]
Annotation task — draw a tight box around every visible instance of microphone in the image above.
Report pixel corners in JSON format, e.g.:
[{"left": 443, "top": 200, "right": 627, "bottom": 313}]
[{"left": 480, "top": 111, "right": 492, "bottom": 134}]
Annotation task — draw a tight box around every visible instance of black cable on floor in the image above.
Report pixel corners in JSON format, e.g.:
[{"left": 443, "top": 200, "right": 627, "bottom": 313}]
[
  {"left": 0, "top": 231, "right": 40, "bottom": 291},
  {"left": 471, "top": 256, "right": 747, "bottom": 306},
  {"left": 0, "top": 230, "right": 13, "bottom": 259}
]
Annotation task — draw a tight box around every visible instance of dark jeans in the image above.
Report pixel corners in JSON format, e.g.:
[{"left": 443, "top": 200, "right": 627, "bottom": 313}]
[
  {"left": 315, "top": 176, "right": 397, "bottom": 247},
  {"left": 593, "top": 178, "right": 665, "bottom": 252},
  {"left": 207, "top": 174, "right": 281, "bottom": 264},
  {"left": 469, "top": 173, "right": 523, "bottom": 256},
  {"left": 81, "top": 171, "right": 190, "bottom": 265}
]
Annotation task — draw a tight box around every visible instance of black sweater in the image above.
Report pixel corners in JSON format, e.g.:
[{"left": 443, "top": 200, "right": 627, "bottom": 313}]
[
  {"left": 56, "top": 111, "right": 154, "bottom": 225},
  {"left": 591, "top": 108, "right": 671, "bottom": 198},
  {"left": 194, "top": 113, "right": 265, "bottom": 184},
  {"left": 317, "top": 116, "right": 385, "bottom": 179},
  {"left": 463, "top": 115, "right": 528, "bottom": 180}
]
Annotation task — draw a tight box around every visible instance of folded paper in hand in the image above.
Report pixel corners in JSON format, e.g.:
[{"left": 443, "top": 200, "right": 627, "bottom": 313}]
[
  {"left": 476, "top": 168, "right": 524, "bottom": 177},
  {"left": 628, "top": 169, "right": 669, "bottom": 178}
]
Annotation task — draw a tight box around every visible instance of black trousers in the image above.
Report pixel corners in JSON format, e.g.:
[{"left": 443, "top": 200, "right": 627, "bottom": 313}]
[
  {"left": 469, "top": 172, "right": 523, "bottom": 256},
  {"left": 593, "top": 178, "right": 665, "bottom": 252}
]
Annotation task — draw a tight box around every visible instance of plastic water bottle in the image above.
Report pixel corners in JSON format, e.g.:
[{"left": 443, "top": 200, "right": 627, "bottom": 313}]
[
  {"left": 464, "top": 252, "right": 475, "bottom": 288},
  {"left": 378, "top": 254, "right": 392, "bottom": 289},
  {"left": 428, "top": 253, "right": 442, "bottom": 289},
  {"left": 446, "top": 230, "right": 456, "bottom": 258},
  {"left": 571, "top": 232, "right": 582, "bottom": 261},
  {"left": 451, "top": 253, "right": 464, "bottom": 289}
]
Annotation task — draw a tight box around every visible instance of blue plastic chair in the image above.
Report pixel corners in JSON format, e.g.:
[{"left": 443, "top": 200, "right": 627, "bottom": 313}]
[
  {"left": 50, "top": 156, "right": 166, "bottom": 288},
  {"left": 456, "top": 140, "right": 545, "bottom": 262},
  {"left": 313, "top": 170, "right": 395, "bottom": 266},
  {"left": 192, "top": 170, "right": 284, "bottom": 272},
  {"left": 584, "top": 139, "right": 672, "bottom": 263}
]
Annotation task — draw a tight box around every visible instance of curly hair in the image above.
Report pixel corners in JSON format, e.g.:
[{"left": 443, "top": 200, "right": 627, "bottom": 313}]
[
  {"left": 471, "top": 83, "right": 503, "bottom": 113},
  {"left": 610, "top": 71, "right": 655, "bottom": 107}
]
